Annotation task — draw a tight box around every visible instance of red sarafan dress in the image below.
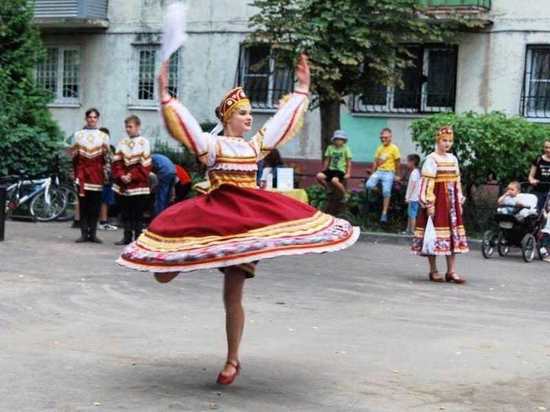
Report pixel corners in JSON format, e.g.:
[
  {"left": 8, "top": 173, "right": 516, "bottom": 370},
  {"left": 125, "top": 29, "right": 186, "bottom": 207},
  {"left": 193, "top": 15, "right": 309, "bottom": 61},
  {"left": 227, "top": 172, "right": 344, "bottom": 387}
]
[
  {"left": 411, "top": 153, "right": 469, "bottom": 255},
  {"left": 117, "top": 93, "right": 359, "bottom": 277}
]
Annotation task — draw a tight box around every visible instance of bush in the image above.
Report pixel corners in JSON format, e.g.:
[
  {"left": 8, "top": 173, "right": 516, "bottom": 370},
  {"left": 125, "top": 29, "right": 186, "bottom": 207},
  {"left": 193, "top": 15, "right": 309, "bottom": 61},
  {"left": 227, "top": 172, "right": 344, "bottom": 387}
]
[
  {"left": 411, "top": 111, "right": 550, "bottom": 236},
  {"left": 411, "top": 112, "right": 549, "bottom": 187}
]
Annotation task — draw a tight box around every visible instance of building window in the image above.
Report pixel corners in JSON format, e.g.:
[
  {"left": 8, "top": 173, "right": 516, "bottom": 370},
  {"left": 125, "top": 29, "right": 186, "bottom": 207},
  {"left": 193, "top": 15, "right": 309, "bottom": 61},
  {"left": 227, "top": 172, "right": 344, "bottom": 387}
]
[
  {"left": 168, "top": 51, "right": 180, "bottom": 98},
  {"left": 36, "top": 47, "right": 81, "bottom": 103},
  {"left": 351, "top": 45, "right": 458, "bottom": 114},
  {"left": 236, "top": 45, "right": 293, "bottom": 110},
  {"left": 133, "top": 46, "right": 181, "bottom": 106},
  {"left": 521, "top": 46, "right": 550, "bottom": 118},
  {"left": 138, "top": 48, "right": 157, "bottom": 101}
]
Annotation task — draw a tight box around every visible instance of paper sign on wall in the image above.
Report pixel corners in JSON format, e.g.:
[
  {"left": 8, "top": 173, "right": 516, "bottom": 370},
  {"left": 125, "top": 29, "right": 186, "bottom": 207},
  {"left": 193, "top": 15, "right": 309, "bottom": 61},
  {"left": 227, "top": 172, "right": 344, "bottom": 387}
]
[{"left": 276, "top": 168, "right": 294, "bottom": 190}]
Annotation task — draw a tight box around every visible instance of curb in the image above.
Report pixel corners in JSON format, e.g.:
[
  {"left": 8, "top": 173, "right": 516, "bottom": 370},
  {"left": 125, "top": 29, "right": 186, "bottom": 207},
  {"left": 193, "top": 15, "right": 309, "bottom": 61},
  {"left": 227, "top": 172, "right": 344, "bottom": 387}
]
[{"left": 359, "top": 231, "right": 482, "bottom": 251}]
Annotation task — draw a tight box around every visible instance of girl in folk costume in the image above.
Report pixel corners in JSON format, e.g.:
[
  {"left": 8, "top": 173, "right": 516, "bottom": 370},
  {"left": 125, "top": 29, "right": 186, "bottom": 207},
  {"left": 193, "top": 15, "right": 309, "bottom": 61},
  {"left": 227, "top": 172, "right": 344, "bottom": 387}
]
[
  {"left": 117, "top": 54, "right": 359, "bottom": 385},
  {"left": 411, "top": 126, "right": 469, "bottom": 283},
  {"left": 72, "top": 108, "right": 110, "bottom": 243},
  {"left": 112, "top": 116, "right": 153, "bottom": 245}
]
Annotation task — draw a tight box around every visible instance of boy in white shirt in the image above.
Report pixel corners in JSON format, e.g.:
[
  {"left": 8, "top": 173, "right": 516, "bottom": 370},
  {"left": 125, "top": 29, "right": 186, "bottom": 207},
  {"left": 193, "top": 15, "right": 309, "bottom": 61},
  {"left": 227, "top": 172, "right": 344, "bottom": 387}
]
[{"left": 404, "top": 154, "right": 421, "bottom": 235}]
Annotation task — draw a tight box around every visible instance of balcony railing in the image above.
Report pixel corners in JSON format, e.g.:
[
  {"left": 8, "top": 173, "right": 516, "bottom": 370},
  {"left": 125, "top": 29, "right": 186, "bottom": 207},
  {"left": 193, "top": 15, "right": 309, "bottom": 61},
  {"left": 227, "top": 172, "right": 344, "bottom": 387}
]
[
  {"left": 418, "top": 0, "right": 491, "bottom": 9},
  {"left": 34, "top": 0, "right": 109, "bottom": 29}
]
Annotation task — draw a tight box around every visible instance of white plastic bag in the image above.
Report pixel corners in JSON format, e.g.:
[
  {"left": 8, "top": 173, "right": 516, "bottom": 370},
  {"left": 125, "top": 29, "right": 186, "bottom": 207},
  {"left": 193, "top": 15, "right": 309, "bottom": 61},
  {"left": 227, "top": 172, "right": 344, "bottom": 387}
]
[{"left": 422, "top": 217, "right": 437, "bottom": 255}]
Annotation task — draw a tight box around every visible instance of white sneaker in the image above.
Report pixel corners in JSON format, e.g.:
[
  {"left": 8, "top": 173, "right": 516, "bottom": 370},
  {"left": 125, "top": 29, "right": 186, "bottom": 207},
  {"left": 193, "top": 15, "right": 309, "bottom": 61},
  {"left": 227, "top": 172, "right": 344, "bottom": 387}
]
[{"left": 98, "top": 223, "right": 118, "bottom": 231}]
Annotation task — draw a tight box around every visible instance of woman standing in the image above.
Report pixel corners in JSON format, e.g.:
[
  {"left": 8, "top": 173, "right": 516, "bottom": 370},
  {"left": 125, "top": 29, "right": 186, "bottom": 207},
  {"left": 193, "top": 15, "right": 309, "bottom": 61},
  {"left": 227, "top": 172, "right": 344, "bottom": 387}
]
[
  {"left": 411, "top": 126, "right": 469, "bottom": 283},
  {"left": 528, "top": 140, "right": 550, "bottom": 211},
  {"left": 117, "top": 55, "right": 359, "bottom": 385}
]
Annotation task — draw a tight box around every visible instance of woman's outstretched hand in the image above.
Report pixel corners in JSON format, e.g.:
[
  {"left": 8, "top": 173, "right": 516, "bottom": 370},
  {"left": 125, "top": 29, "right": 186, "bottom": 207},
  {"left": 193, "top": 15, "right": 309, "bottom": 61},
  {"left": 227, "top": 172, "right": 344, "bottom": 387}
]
[
  {"left": 158, "top": 61, "right": 171, "bottom": 102},
  {"left": 295, "top": 53, "right": 310, "bottom": 94}
]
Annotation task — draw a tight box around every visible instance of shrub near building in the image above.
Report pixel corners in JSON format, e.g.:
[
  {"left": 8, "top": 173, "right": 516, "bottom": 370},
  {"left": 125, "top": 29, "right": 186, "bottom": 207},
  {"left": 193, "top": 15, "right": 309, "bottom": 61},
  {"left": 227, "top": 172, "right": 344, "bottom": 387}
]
[
  {"left": 411, "top": 112, "right": 549, "bottom": 189},
  {"left": 0, "top": 0, "right": 63, "bottom": 176},
  {"left": 412, "top": 112, "right": 549, "bottom": 234}
]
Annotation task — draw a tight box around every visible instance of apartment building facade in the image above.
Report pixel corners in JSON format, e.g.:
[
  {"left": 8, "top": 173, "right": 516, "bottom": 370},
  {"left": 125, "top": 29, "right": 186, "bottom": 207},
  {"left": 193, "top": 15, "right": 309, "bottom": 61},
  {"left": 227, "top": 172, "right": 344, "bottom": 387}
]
[{"left": 34, "top": 0, "right": 550, "bottom": 163}]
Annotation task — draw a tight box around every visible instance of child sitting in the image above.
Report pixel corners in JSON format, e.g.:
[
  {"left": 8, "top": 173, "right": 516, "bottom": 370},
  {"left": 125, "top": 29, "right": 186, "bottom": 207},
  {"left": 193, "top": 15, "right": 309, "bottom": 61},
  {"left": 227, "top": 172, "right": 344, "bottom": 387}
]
[
  {"left": 497, "top": 181, "right": 538, "bottom": 221},
  {"left": 316, "top": 130, "right": 352, "bottom": 198},
  {"left": 404, "top": 154, "right": 421, "bottom": 235}
]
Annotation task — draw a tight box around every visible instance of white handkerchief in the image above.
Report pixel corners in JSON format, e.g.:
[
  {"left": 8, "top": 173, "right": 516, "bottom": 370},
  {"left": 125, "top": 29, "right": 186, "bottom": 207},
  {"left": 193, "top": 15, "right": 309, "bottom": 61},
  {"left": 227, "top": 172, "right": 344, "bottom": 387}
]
[{"left": 160, "top": 2, "right": 187, "bottom": 63}]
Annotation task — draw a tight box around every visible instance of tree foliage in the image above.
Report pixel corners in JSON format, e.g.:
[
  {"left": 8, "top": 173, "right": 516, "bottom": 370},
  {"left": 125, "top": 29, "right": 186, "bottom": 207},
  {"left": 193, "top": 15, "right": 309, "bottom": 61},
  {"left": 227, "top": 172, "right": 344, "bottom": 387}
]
[
  {"left": 249, "top": 0, "right": 478, "bottom": 150},
  {"left": 0, "top": 0, "right": 63, "bottom": 176},
  {"left": 411, "top": 112, "right": 549, "bottom": 188}
]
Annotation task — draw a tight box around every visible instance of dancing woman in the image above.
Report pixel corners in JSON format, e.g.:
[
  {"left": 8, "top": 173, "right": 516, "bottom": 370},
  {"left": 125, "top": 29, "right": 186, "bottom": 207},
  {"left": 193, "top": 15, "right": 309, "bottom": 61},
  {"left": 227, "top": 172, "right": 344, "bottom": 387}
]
[{"left": 117, "top": 55, "right": 359, "bottom": 385}]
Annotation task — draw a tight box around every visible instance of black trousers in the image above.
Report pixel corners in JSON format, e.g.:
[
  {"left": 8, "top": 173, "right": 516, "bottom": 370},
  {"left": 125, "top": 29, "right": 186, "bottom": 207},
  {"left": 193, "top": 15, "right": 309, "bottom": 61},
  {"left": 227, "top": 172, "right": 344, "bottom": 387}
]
[
  {"left": 117, "top": 194, "right": 148, "bottom": 237},
  {"left": 79, "top": 190, "right": 102, "bottom": 230}
]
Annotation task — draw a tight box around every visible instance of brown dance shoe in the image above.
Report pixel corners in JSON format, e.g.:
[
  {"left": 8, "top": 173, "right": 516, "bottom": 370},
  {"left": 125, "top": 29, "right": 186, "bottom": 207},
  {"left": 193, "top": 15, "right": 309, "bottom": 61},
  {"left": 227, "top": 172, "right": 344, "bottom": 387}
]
[
  {"left": 429, "top": 272, "right": 445, "bottom": 282},
  {"left": 154, "top": 272, "right": 180, "bottom": 283},
  {"left": 446, "top": 272, "right": 466, "bottom": 284}
]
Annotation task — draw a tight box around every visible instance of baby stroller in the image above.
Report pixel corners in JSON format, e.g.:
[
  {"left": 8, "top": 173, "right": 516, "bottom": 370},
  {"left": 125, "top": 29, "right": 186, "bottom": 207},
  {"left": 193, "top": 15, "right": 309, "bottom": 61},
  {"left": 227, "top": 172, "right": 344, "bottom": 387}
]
[{"left": 481, "top": 193, "right": 545, "bottom": 262}]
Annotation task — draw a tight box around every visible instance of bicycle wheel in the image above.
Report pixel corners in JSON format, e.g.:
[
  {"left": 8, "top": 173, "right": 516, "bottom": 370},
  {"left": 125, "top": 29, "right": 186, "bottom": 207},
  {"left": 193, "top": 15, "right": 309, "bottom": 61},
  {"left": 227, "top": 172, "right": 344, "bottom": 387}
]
[
  {"left": 30, "top": 186, "right": 67, "bottom": 222},
  {"left": 56, "top": 184, "right": 78, "bottom": 222}
]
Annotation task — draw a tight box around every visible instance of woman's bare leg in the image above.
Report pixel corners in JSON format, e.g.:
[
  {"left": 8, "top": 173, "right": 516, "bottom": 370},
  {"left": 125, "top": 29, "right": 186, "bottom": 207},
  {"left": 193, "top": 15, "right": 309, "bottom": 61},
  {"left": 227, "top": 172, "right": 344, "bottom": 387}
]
[
  {"left": 446, "top": 254, "right": 456, "bottom": 274},
  {"left": 428, "top": 256, "right": 438, "bottom": 273},
  {"left": 221, "top": 267, "right": 247, "bottom": 376}
]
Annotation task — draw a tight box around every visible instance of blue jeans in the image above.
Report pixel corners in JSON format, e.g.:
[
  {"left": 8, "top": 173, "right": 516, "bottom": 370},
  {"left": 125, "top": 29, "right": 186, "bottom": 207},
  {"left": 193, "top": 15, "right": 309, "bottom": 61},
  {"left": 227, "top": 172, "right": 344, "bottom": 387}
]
[
  {"left": 365, "top": 171, "right": 395, "bottom": 198},
  {"left": 408, "top": 201, "right": 420, "bottom": 219},
  {"left": 154, "top": 174, "right": 175, "bottom": 217}
]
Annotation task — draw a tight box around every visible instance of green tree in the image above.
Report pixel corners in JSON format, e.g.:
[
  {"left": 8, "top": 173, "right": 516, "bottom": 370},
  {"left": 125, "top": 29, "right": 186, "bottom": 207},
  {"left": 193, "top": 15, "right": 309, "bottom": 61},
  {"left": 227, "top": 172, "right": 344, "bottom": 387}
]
[
  {"left": 0, "top": 0, "right": 63, "bottom": 176},
  {"left": 249, "top": 0, "right": 478, "bottom": 152}
]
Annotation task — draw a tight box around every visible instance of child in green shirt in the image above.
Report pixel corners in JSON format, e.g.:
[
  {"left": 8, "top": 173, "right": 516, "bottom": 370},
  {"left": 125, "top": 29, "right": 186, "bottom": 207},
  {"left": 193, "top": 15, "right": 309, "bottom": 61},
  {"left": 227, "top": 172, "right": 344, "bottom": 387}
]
[{"left": 316, "top": 130, "right": 352, "bottom": 197}]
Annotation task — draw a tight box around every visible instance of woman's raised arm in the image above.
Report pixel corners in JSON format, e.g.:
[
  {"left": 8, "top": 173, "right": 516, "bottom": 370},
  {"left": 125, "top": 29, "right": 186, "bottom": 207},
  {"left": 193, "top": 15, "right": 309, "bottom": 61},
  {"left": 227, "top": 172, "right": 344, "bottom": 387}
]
[
  {"left": 252, "top": 55, "right": 311, "bottom": 159},
  {"left": 159, "top": 62, "right": 213, "bottom": 164}
]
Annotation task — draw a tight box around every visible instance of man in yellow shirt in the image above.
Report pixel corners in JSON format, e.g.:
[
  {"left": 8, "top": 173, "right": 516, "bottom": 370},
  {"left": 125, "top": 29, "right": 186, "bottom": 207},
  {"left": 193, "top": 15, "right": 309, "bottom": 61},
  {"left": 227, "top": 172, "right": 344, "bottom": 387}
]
[{"left": 365, "top": 128, "right": 401, "bottom": 223}]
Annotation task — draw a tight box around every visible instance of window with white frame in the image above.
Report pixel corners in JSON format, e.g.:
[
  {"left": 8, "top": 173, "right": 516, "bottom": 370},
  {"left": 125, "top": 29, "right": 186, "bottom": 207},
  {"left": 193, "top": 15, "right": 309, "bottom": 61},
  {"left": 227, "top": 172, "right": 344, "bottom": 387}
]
[
  {"left": 133, "top": 46, "right": 181, "bottom": 106},
  {"left": 521, "top": 46, "right": 550, "bottom": 118},
  {"left": 352, "top": 45, "right": 458, "bottom": 114},
  {"left": 36, "top": 47, "right": 81, "bottom": 104},
  {"left": 236, "top": 45, "right": 293, "bottom": 110}
]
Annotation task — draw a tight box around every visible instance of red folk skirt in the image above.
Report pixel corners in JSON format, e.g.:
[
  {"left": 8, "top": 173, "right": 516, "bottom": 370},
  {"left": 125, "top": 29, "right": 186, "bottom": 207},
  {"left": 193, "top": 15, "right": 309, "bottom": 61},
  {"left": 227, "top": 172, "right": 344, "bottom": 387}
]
[
  {"left": 411, "top": 181, "right": 469, "bottom": 256},
  {"left": 117, "top": 185, "right": 359, "bottom": 277}
]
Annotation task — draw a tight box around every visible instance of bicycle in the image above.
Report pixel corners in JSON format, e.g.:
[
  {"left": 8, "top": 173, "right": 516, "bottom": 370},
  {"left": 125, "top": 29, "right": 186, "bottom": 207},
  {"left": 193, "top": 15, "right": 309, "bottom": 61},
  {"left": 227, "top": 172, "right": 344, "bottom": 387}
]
[{"left": 1, "top": 170, "right": 68, "bottom": 222}]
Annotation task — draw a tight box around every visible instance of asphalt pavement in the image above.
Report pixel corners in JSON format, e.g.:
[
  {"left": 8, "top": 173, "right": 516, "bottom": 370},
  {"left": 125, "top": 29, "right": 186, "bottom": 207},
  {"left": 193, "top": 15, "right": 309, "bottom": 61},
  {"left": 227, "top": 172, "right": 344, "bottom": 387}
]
[{"left": 0, "top": 221, "right": 549, "bottom": 412}]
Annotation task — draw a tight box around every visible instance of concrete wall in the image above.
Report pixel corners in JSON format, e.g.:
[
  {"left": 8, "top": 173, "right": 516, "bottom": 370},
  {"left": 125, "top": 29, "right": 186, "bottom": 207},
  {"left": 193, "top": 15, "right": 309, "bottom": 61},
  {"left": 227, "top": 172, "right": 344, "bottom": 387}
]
[
  {"left": 40, "top": 0, "right": 550, "bottom": 162},
  {"left": 342, "top": 0, "right": 550, "bottom": 163},
  {"left": 41, "top": 0, "right": 319, "bottom": 159}
]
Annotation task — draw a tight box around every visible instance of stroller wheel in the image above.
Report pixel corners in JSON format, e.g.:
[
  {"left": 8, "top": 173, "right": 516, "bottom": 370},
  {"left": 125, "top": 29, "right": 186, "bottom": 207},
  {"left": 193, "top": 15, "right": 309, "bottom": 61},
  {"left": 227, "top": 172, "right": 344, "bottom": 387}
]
[
  {"left": 521, "top": 234, "right": 536, "bottom": 263},
  {"left": 538, "top": 242, "right": 549, "bottom": 261},
  {"left": 497, "top": 232, "right": 510, "bottom": 257},
  {"left": 481, "top": 230, "right": 497, "bottom": 259}
]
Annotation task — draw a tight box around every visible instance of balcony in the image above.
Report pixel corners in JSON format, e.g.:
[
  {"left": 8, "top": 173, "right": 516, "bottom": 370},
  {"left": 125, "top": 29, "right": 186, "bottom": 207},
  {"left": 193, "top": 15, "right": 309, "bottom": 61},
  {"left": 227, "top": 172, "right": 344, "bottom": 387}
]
[
  {"left": 418, "top": 0, "right": 492, "bottom": 25},
  {"left": 33, "top": 0, "right": 109, "bottom": 31}
]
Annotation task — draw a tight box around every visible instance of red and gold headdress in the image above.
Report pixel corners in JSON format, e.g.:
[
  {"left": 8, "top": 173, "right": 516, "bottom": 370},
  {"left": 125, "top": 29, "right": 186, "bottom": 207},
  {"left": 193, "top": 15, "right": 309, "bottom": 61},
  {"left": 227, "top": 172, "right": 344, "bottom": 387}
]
[
  {"left": 216, "top": 87, "right": 251, "bottom": 124},
  {"left": 436, "top": 126, "right": 454, "bottom": 141}
]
